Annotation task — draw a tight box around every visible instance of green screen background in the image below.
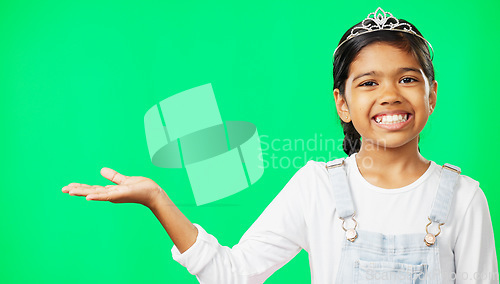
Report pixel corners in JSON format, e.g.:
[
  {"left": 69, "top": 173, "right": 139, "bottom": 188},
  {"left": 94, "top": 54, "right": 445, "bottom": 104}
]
[{"left": 1, "top": 0, "right": 498, "bottom": 283}]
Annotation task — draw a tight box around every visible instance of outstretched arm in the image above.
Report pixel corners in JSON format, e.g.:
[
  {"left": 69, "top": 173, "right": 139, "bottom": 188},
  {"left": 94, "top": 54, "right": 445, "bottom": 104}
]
[
  {"left": 62, "top": 163, "right": 311, "bottom": 283},
  {"left": 170, "top": 162, "right": 311, "bottom": 283},
  {"left": 148, "top": 189, "right": 198, "bottom": 253},
  {"left": 61, "top": 167, "right": 197, "bottom": 253}
]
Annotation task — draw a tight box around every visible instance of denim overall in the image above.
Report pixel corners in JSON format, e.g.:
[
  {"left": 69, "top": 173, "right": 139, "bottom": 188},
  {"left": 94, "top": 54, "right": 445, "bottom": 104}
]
[{"left": 326, "top": 158, "right": 461, "bottom": 284}]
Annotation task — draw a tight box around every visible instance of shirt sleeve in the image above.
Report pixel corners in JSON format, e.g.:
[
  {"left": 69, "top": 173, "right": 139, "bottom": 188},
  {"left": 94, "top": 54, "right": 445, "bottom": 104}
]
[
  {"left": 454, "top": 186, "right": 499, "bottom": 283},
  {"left": 171, "top": 161, "right": 314, "bottom": 284}
]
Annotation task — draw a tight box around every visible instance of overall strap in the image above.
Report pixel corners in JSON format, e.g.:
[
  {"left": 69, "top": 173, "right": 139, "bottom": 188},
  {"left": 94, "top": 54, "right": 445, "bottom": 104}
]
[
  {"left": 429, "top": 163, "right": 461, "bottom": 224},
  {"left": 326, "top": 157, "right": 355, "bottom": 219}
]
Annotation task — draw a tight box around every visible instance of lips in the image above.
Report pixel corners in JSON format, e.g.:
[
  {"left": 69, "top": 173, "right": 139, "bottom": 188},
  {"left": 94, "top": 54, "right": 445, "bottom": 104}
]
[
  {"left": 372, "top": 111, "right": 413, "bottom": 130},
  {"left": 373, "top": 113, "right": 409, "bottom": 124},
  {"left": 372, "top": 110, "right": 411, "bottom": 119}
]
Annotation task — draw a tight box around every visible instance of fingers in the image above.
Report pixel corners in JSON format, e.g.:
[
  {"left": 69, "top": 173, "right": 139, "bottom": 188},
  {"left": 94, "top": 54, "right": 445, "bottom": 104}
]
[
  {"left": 62, "top": 183, "right": 90, "bottom": 193},
  {"left": 62, "top": 183, "right": 115, "bottom": 193},
  {"left": 101, "top": 167, "right": 128, "bottom": 185},
  {"left": 62, "top": 183, "right": 126, "bottom": 203},
  {"left": 63, "top": 184, "right": 107, "bottom": 196},
  {"left": 86, "top": 186, "right": 126, "bottom": 202}
]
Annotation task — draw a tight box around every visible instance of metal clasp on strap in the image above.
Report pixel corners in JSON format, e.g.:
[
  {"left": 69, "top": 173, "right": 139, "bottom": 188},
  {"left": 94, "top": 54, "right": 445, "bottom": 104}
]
[
  {"left": 339, "top": 211, "right": 358, "bottom": 242},
  {"left": 326, "top": 159, "right": 345, "bottom": 169},
  {"left": 442, "top": 163, "right": 461, "bottom": 174},
  {"left": 424, "top": 217, "right": 444, "bottom": 246}
]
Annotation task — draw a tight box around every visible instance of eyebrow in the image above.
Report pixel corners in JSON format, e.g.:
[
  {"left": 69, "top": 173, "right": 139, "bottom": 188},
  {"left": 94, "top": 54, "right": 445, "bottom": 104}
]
[{"left": 352, "top": 67, "right": 422, "bottom": 82}]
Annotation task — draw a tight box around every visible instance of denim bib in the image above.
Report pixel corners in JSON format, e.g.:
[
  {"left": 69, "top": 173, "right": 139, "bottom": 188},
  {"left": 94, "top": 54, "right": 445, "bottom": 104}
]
[{"left": 326, "top": 158, "right": 460, "bottom": 284}]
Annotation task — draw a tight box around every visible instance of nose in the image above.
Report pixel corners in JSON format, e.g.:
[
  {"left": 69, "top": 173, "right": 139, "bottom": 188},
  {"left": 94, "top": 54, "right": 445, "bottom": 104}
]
[{"left": 379, "top": 83, "right": 403, "bottom": 105}]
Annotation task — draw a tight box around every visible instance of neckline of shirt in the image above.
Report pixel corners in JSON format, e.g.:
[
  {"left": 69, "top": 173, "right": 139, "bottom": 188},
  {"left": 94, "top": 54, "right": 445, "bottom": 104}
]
[{"left": 347, "top": 153, "right": 438, "bottom": 194}]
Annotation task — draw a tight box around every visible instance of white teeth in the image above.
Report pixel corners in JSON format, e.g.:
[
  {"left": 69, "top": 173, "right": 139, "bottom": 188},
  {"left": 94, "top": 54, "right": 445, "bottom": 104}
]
[{"left": 374, "top": 114, "right": 408, "bottom": 124}]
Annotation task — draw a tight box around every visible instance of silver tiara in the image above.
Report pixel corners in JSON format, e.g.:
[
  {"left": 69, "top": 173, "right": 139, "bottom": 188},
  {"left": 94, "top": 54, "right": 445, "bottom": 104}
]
[{"left": 333, "top": 7, "right": 434, "bottom": 60}]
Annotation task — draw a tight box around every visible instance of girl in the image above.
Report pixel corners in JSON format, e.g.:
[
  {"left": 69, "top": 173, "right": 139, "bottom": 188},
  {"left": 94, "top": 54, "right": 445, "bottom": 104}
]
[{"left": 62, "top": 7, "right": 498, "bottom": 283}]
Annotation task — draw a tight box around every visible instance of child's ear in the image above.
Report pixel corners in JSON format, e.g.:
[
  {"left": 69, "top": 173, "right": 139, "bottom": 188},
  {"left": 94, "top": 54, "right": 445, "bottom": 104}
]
[
  {"left": 333, "top": 88, "right": 351, "bottom": 122},
  {"left": 429, "top": 80, "right": 437, "bottom": 115}
]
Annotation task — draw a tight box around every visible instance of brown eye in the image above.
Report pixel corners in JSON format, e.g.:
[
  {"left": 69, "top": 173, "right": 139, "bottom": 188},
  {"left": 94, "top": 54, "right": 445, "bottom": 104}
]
[
  {"left": 400, "top": 77, "right": 417, "bottom": 84},
  {"left": 360, "top": 81, "right": 377, "bottom": 87}
]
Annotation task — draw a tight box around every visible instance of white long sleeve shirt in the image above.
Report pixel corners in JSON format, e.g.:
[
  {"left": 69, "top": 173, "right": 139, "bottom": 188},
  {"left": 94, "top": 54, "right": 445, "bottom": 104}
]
[{"left": 171, "top": 154, "right": 498, "bottom": 283}]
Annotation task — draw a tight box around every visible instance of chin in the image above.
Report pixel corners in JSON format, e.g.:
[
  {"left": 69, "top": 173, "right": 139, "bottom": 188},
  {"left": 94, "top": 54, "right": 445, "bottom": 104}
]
[{"left": 361, "top": 136, "right": 419, "bottom": 151}]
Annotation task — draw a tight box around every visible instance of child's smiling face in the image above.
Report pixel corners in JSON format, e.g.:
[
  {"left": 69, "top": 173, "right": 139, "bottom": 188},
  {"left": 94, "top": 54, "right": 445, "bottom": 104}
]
[{"left": 334, "top": 42, "right": 437, "bottom": 150}]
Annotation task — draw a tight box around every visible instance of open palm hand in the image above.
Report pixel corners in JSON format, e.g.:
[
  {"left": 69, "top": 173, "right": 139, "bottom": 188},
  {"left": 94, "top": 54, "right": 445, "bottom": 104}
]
[{"left": 62, "top": 167, "right": 163, "bottom": 208}]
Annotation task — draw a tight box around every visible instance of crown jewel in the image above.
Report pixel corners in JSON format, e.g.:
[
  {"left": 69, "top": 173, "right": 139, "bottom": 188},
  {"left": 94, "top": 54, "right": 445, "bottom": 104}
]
[{"left": 333, "top": 7, "right": 433, "bottom": 60}]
